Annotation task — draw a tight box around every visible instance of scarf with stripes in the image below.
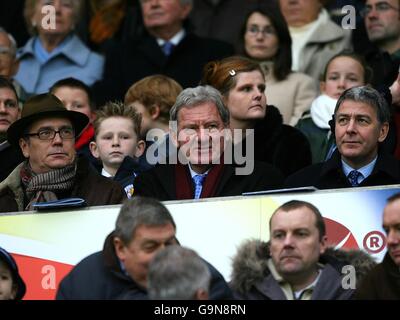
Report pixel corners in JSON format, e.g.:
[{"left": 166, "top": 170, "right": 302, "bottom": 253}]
[{"left": 20, "top": 160, "right": 77, "bottom": 210}]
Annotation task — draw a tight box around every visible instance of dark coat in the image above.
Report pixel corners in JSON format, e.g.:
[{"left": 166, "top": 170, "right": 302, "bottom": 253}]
[
  {"left": 93, "top": 155, "right": 151, "bottom": 198},
  {"left": 93, "top": 32, "right": 234, "bottom": 105},
  {"left": 354, "top": 252, "right": 400, "bottom": 300},
  {"left": 0, "top": 156, "right": 126, "bottom": 213},
  {"left": 56, "top": 232, "right": 233, "bottom": 300},
  {"left": 0, "top": 142, "right": 24, "bottom": 182},
  {"left": 249, "top": 105, "right": 312, "bottom": 178},
  {"left": 230, "top": 240, "right": 376, "bottom": 300},
  {"left": 285, "top": 149, "right": 400, "bottom": 189},
  {"left": 134, "top": 161, "right": 284, "bottom": 201}
]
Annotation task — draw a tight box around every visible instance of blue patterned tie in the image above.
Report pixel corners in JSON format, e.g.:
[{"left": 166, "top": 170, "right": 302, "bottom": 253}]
[
  {"left": 162, "top": 41, "right": 174, "bottom": 56},
  {"left": 348, "top": 170, "right": 361, "bottom": 187},
  {"left": 193, "top": 174, "right": 206, "bottom": 199}
]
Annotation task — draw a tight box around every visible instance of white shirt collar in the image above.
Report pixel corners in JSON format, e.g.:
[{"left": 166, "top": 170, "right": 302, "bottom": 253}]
[
  {"left": 156, "top": 29, "right": 185, "bottom": 47},
  {"left": 188, "top": 163, "right": 210, "bottom": 179},
  {"left": 101, "top": 168, "right": 113, "bottom": 178}
]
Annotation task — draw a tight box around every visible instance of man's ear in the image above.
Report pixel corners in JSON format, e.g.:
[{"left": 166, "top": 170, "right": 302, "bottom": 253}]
[
  {"left": 328, "top": 115, "right": 336, "bottom": 139},
  {"left": 320, "top": 235, "right": 328, "bottom": 255},
  {"left": 19, "top": 138, "right": 30, "bottom": 158},
  {"left": 89, "top": 141, "right": 100, "bottom": 158},
  {"left": 179, "top": 2, "right": 192, "bottom": 20},
  {"left": 113, "top": 237, "right": 127, "bottom": 261},
  {"left": 378, "top": 122, "right": 389, "bottom": 143},
  {"left": 194, "top": 288, "right": 209, "bottom": 300}
]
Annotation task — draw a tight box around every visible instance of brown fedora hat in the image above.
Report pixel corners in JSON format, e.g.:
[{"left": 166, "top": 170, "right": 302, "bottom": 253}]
[{"left": 7, "top": 93, "right": 89, "bottom": 147}]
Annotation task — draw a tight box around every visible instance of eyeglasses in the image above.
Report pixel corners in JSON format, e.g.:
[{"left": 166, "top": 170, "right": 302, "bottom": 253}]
[
  {"left": 25, "top": 127, "right": 75, "bottom": 140},
  {"left": 246, "top": 25, "right": 276, "bottom": 37},
  {"left": 360, "top": 1, "right": 400, "bottom": 17}
]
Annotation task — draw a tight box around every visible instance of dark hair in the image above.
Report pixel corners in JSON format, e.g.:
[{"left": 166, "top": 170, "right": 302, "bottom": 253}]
[
  {"left": 240, "top": 5, "right": 292, "bottom": 81},
  {"left": 0, "top": 246, "right": 26, "bottom": 300},
  {"left": 50, "top": 77, "right": 96, "bottom": 111},
  {"left": 321, "top": 51, "right": 373, "bottom": 84},
  {"left": 114, "top": 196, "right": 176, "bottom": 245},
  {"left": 334, "top": 85, "right": 391, "bottom": 124},
  {"left": 387, "top": 192, "right": 400, "bottom": 204},
  {"left": 270, "top": 200, "right": 326, "bottom": 240},
  {"left": 201, "top": 56, "right": 264, "bottom": 97},
  {"left": 0, "top": 76, "right": 19, "bottom": 102}
]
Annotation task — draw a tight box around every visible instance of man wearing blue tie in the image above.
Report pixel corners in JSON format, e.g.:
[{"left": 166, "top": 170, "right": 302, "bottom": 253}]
[
  {"left": 286, "top": 85, "right": 400, "bottom": 189},
  {"left": 134, "top": 85, "right": 283, "bottom": 200},
  {"left": 93, "top": 0, "right": 234, "bottom": 106}
]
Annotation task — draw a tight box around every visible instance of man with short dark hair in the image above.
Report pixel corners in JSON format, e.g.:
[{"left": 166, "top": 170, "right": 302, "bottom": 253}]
[
  {"left": 56, "top": 196, "right": 232, "bottom": 300},
  {"left": 355, "top": 192, "right": 400, "bottom": 299},
  {"left": 286, "top": 86, "right": 400, "bottom": 189},
  {"left": 0, "top": 93, "right": 125, "bottom": 212},
  {"left": 230, "top": 200, "right": 372, "bottom": 300},
  {"left": 50, "top": 77, "right": 97, "bottom": 164},
  {"left": 361, "top": 0, "right": 400, "bottom": 86},
  {"left": 0, "top": 76, "right": 24, "bottom": 181}
]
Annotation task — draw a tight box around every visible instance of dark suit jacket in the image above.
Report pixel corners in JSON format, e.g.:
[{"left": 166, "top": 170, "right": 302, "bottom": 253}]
[
  {"left": 134, "top": 162, "right": 284, "bottom": 201},
  {"left": 285, "top": 150, "right": 400, "bottom": 189},
  {"left": 93, "top": 32, "right": 234, "bottom": 105},
  {"left": 0, "top": 142, "right": 24, "bottom": 182}
]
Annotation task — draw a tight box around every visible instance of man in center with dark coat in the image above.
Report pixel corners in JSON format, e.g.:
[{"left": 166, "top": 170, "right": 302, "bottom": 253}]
[{"left": 134, "top": 85, "right": 284, "bottom": 201}]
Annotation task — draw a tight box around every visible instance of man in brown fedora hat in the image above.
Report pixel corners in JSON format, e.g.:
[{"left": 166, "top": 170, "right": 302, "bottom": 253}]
[{"left": 0, "top": 93, "right": 126, "bottom": 213}]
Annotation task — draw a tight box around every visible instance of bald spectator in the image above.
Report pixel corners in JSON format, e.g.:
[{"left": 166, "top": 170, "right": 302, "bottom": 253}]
[
  {"left": 279, "top": 0, "right": 352, "bottom": 82},
  {"left": 93, "top": 0, "right": 234, "bottom": 105}
]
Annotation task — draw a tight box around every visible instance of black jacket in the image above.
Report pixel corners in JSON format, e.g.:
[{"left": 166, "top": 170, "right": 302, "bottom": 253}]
[
  {"left": 93, "top": 32, "right": 234, "bottom": 105},
  {"left": 0, "top": 141, "right": 24, "bottom": 182},
  {"left": 56, "top": 232, "right": 233, "bottom": 300},
  {"left": 354, "top": 252, "right": 400, "bottom": 300},
  {"left": 134, "top": 161, "right": 284, "bottom": 201},
  {"left": 242, "top": 105, "right": 312, "bottom": 178},
  {"left": 285, "top": 149, "right": 400, "bottom": 189}
]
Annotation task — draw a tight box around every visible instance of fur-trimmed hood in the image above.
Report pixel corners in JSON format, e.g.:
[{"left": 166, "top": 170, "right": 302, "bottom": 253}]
[{"left": 230, "top": 239, "right": 377, "bottom": 296}]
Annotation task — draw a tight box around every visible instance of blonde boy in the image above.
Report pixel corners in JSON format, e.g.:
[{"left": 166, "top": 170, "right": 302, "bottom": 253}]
[{"left": 90, "top": 102, "right": 145, "bottom": 197}]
